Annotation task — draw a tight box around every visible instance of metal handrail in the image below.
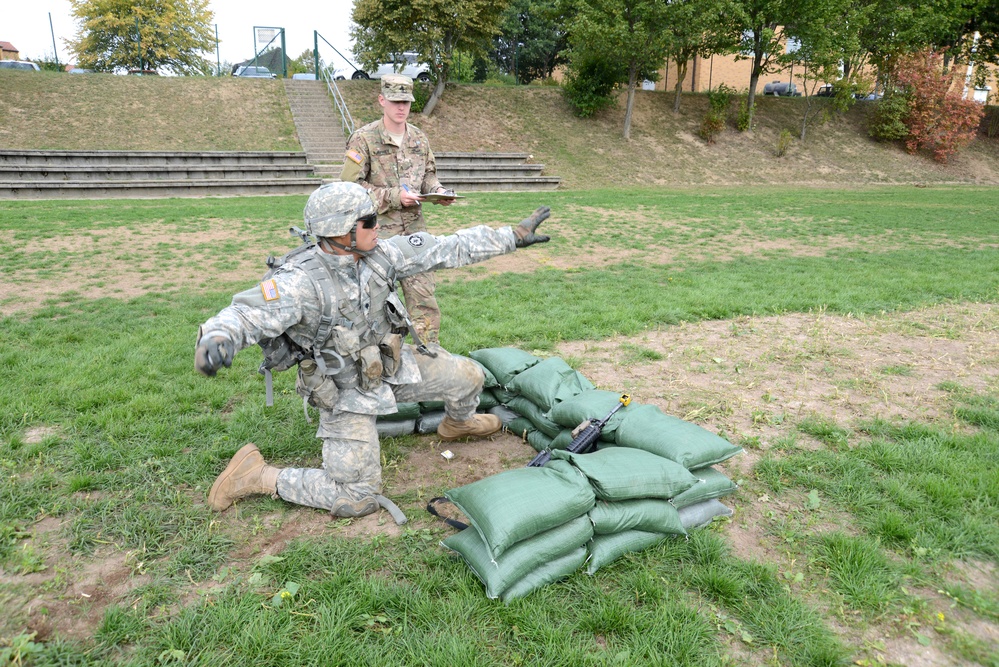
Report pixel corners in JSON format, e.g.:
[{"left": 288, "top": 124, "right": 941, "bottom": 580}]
[{"left": 314, "top": 32, "right": 355, "bottom": 138}]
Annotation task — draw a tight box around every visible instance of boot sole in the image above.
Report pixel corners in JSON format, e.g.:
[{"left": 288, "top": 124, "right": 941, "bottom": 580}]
[{"left": 208, "top": 443, "right": 259, "bottom": 511}]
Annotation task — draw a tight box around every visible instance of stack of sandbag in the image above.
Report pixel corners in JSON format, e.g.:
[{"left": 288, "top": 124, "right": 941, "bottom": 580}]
[
  {"left": 467, "top": 348, "right": 594, "bottom": 452},
  {"left": 551, "top": 447, "right": 696, "bottom": 575},
  {"left": 439, "top": 460, "right": 596, "bottom": 602},
  {"left": 440, "top": 348, "right": 743, "bottom": 599}
]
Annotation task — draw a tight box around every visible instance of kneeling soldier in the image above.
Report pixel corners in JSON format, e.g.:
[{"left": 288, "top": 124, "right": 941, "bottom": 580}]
[{"left": 195, "top": 181, "right": 551, "bottom": 520}]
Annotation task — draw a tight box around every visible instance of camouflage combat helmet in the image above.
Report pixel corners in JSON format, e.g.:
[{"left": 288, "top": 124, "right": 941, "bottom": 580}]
[{"left": 304, "top": 182, "right": 377, "bottom": 238}]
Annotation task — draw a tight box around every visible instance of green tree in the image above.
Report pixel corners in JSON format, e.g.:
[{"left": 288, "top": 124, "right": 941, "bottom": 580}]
[
  {"left": 565, "top": 0, "right": 671, "bottom": 139},
  {"left": 733, "top": 0, "right": 798, "bottom": 128},
  {"left": 784, "top": 0, "right": 868, "bottom": 142},
  {"left": 492, "top": 0, "right": 567, "bottom": 83},
  {"left": 67, "top": 0, "right": 215, "bottom": 75},
  {"left": 351, "top": 0, "right": 510, "bottom": 116},
  {"left": 663, "top": 0, "right": 743, "bottom": 113}
]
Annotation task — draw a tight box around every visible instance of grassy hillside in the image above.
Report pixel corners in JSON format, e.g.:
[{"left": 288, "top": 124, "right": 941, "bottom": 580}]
[
  {"left": 2, "top": 70, "right": 999, "bottom": 186},
  {"left": 0, "top": 70, "right": 298, "bottom": 151}
]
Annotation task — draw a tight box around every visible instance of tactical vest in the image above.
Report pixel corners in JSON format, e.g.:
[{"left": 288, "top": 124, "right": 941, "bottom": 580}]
[{"left": 257, "top": 242, "right": 413, "bottom": 412}]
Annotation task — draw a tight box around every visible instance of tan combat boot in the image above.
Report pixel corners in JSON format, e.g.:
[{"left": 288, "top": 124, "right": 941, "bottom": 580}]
[
  {"left": 437, "top": 414, "right": 503, "bottom": 441},
  {"left": 330, "top": 496, "right": 379, "bottom": 518},
  {"left": 208, "top": 443, "right": 281, "bottom": 511}
]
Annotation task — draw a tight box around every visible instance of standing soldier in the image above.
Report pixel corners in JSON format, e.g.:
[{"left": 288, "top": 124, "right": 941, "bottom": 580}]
[
  {"left": 195, "top": 182, "right": 551, "bottom": 520},
  {"left": 340, "top": 73, "right": 451, "bottom": 344}
]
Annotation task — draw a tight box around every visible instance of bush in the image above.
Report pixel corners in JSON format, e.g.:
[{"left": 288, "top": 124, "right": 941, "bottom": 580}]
[
  {"left": 985, "top": 106, "right": 999, "bottom": 138},
  {"left": 562, "top": 56, "right": 623, "bottom": 118},
  {"left": 868, "top": 93, "right": 911, "bottom": 142},
  {"left": 775, "top": 129, "right": 793, "bottom": 157},
  {"left": 699, "top": 85, "right": 734, "bottom": 144},
  {"left": 411, "top": 81, "right": 433, "bottom": 113},
  {"left": 895, "top": 49, "right": 985, "bottom": 163},
  {"left": 736, "top": 98, "right": 753, "bottom": 132}
]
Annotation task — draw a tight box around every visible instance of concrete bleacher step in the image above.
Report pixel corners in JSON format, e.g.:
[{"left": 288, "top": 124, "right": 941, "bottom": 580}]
[
  {"left": 1, "top": 178, "right": 321, "bottom": 199},
  {"left": 433, "top": 152, "right": 560, "bottom": 191},
  {"left": 0, "top": 149, "right": 309, "bottom": 167},
  {"left": 0, "top": 149, "right": 321, "bottom": 199}
]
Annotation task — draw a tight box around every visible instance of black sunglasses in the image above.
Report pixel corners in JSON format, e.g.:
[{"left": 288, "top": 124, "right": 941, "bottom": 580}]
[{"left": 358, "top": 213, "right": 378, "bottom": 229}]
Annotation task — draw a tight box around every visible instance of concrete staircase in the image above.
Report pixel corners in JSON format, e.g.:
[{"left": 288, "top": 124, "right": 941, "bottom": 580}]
[
  {"left": 284, "top": 79, "right": 346, "bottom": 178},
  {"left": 0, "top": 150, "right": 321, "bottom": 199},
  {"left": 435, "top": 153, "right": 560, "bottom": 191}
]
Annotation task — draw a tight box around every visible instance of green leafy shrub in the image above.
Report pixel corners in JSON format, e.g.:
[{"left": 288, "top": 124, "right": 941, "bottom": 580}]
[
  {"left": 868, "top": 93, "right": 910, "bottom": 141},
  {"left": 775, "top": 129, "right": 793, "bottom": 157},
  {"left": 411, "top": 81, "right": 433, "bottom": 113},
  {"left": 736, "top": 98, "right": 753, "bottom": 132},
  {"left": 562, "top": 55, "right": 622, "bottom": 118},
  {"left": 699, "top": 85, "right": 733, "bottom": 144},
  {"left": 984, "top": 106, "right": 999, "bottom": 138}
]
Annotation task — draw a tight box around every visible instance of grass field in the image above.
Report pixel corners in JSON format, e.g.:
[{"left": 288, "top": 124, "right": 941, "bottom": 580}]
[{"left": 1, "top": 186, "right": 998, "bottom": 666}]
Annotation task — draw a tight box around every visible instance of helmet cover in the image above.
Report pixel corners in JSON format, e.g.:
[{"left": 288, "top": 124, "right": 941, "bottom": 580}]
[{"left": 304, "top": 182, "right": 377, "bottom": 237}]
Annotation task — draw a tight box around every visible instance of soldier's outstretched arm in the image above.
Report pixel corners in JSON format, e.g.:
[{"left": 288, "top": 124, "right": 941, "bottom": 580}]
[{"left": 385, "top": 206, "right": 552, "bottom": 279}]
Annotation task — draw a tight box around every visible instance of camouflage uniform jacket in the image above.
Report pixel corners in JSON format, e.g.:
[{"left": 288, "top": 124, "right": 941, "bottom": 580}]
[
  {"left": 198, "top": 225, "right": 516, "bottom": 415},
  {"left": 340, "top": 119, "right": 442, "bottom": 233}
]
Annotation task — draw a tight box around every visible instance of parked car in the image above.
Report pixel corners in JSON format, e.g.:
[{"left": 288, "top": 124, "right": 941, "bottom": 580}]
[
  {"left": 815, "top": 84, "right": 835, "bottom": 97},
  {"left": 234, "top": 65, "right": 277, "bottom": 79},
  {"left": 291, "top": 72, "right": 316, "bottom": 80},
  {"left": 351, "top": 53, "right": 432, "bottom": 81},
  {"left": 763, "top": 80, "right": 801, "bottom": 97},
  {"left": 0, "top": 60, "right": 41, "bottom": 71}
]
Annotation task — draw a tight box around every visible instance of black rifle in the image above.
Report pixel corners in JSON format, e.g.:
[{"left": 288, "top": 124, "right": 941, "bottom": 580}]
[{"left": 528, "top": 394, "right": 631, "bottom": 467}]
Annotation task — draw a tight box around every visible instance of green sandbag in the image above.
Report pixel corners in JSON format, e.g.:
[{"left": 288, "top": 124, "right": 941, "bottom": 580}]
[
  {"left": 377, "top": 402, "right": 421, "bottom": 422},
  {"left": 527, "top": 429, "right": 552, "bottom": 453},
  {"left": 586, "top": 530, "right": 673, "bottom": 575},
  {"left": 672, "top": 467, "right": 739, "bottom": 510},
  {"left": 614, "top": 403, "right": 742, "bottom": 469},
  {"left": 549, "top": 390, "right": 636, "bottom": 442},
  {"left": 466, "top": 357, "right": 499, "bottom": 388},
  {"left": 553, "top": 447, "right": 697, "bottom": 501},
  {"left": 468, "top": 348, "right": 542, "bottom": 387},
  {"left": 678, "top": 498, "right": 734, "bottom": 530},
  {"left": 441, "top": 515, "right": 593, "bottom": 599},
  {"left": 501, "top": 547, "right": 588, "bottom": 602},
  {"left": 506, "top": 357, "right": 595, "bottom": 412},
  {"left": 506, "top": 417, "right": 536, "bottom": 440},
  {"left": 477, "top": 390, "right": 499, "bottom": 411},
  {"left": 507, "top": 396, "right": 562, "bottom": 438},
  {"left": 446, "top": 465, "right": 596, "bottom": 560},
  {"left": 589, "top": 499, "right": 687, "bottom": 536},
  {"left": 493, "top": 387, "right": 518, "bottom": 404},
  {"left": 549, "top": 429, "right": 574, "bottom": 451}
]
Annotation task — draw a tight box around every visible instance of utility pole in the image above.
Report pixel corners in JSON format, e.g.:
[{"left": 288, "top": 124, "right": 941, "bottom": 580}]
[{"left": 48, "top": 13, "right": 59, "bottom": 66}]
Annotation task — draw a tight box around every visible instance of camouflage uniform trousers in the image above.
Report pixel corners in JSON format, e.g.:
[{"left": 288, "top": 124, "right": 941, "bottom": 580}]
[
  {"left": 275, "top": 345, "right": 482, "bottom": 511},
  {"left": 379, "top": 214, "right": 440, "bottom": 344}
]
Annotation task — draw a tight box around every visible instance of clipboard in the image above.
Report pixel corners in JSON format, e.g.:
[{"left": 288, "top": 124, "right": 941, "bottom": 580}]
[{"left": 421, "top": 192, "right": 466, "bottom": 202}]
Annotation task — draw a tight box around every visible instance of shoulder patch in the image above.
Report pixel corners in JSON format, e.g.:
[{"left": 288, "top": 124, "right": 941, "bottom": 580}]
[
  {"left": 346, "top": 149, "right": 363, "bottom": 165},
  {"left": 408, "top": 235, "right": 425, "bottom": 247},
  {"left": 261, "top": 279, "right": 280, "bottom": 301}
]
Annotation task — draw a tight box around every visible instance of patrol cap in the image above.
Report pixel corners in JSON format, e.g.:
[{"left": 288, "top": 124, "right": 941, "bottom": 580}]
[{"left": 381, "top": 73, "right": 415, "bottom": 102}]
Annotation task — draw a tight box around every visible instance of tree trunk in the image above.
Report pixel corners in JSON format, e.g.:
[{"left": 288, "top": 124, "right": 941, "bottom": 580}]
[
  {"left": 673, "top": 61, "right": 688, "bottom": 113},
  {"left": 422, "top": 77, "right": 446, "bottom": 116},
  {"left": 623, "top": 66, "right": 638, "bottom": 139},
  {"left": 747, "top": 50, "right": 763, "bottom": 129}
]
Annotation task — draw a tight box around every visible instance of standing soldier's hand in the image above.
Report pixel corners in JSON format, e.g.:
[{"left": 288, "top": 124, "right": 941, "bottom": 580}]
[
  {"left": 514, "top": 206, "right": 551, "bottom": 247},
  {"left": 195, "top": 335, "right": 236, "bottom": 376}
]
